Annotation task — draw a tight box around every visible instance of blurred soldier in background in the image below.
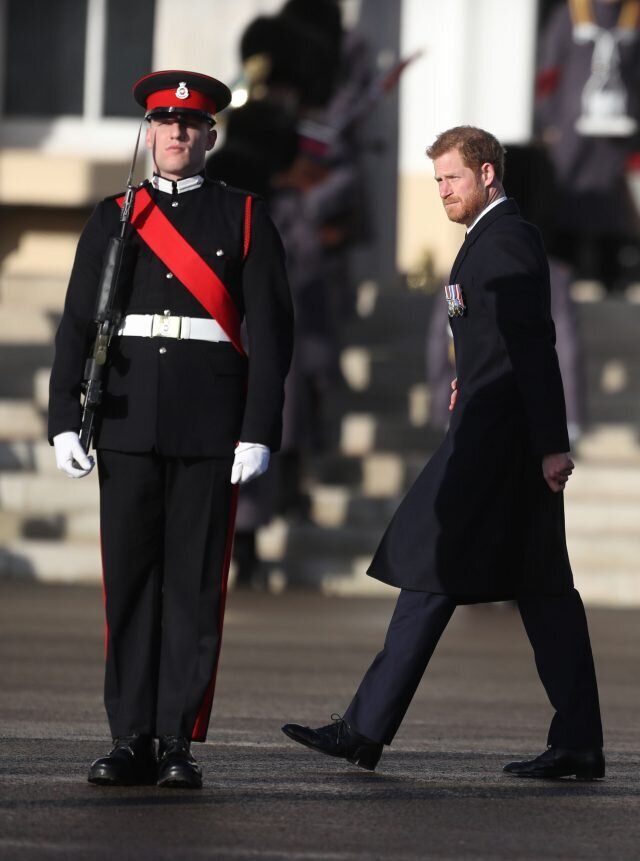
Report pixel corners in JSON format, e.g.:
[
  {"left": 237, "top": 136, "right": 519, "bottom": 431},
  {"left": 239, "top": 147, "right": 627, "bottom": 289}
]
[
  {"left": 537, "top": 0, "right": 640, "bottom": 292},
  {"left": 227, "top": 0, "right": 375, "bottom": 586},
  {"left": 207, "top": 99, "right": 303, "bottom": 586}
]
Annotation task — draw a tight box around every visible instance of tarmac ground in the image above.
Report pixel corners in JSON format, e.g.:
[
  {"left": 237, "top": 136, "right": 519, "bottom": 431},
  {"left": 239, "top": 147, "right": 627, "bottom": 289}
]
[{"left": 0, "top": 580, "right": 638, "bottom": 860}]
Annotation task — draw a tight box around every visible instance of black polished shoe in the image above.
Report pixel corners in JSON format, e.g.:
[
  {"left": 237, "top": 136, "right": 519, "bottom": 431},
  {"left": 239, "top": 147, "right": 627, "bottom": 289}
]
[
  {"left": 503, "top": 746, "right": 605, "bottom": 780},
  {"left": 88, "top": 735, "right": 157, "bottom": 786},
  {"left": 282, "top": 715, "right": 383, "bottom": 771},
  {"left": 157, "top": 736, "right": 203, "bottom": 789}
]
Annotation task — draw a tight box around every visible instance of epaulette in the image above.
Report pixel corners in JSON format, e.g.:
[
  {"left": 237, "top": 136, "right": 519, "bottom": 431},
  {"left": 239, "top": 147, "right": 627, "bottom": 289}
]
[{"left": 212, "top": 179, "right": 263, "bottom": 202}]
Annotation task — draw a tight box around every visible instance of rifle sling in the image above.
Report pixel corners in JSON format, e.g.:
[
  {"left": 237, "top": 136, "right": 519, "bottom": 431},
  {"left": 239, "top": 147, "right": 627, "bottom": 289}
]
[{"left": 116, "top": 187, "right": 248, "bottom": 356}]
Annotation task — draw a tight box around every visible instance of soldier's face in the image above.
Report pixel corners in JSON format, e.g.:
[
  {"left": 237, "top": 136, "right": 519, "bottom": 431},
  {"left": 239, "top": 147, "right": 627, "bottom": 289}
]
[
  {"left": 433, "top": 148, "right": 493, "bottom": 226},
  {"left": 147, "top": 116, "right": 217, "bottom": 181}
]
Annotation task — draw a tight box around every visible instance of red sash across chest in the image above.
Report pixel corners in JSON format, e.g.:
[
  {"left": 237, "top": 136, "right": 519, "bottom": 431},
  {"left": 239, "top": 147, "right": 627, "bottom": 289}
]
[{"left": 116, "top": 186, "right": 251, "bottom": 357}]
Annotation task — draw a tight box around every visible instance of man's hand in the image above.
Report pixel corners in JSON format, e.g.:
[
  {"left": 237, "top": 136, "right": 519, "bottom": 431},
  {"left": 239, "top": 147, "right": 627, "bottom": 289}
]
[
  {"left": 448, "top": 377, "right": 458, "bottom": 412},
  {"left": 542, "top": 452, "right": 574, "bottom": 493},
  {"left": 53, "top": 431, "right": 95, "bottom": 478},
  {"left": 231, "top": 442, "right": 270, "bottom": 485}
]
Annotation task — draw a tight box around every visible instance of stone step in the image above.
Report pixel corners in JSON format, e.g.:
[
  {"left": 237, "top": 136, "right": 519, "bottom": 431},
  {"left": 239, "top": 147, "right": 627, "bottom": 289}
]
[
  {"left": 260, "top": 528, "right": 640, "bottom": 607},
  {"left": 574, "top": 425, "right": 640, "bottom": 464},
  {"left": 319, "top": 442, "right": 640, "bottom": 496},
  {"left": 583, "top": 399, "right": 640, "bottom": 425},
  {"left": 0, "top": 540, "right": 101, "bottom": 583},
  {"left": 259, "top": 518, "right": 640, "bottom": 574},
  {"left": 0, "top": 347, "right": 53, "bottom": 398},
  {"left": 0, "top": 470, "right": 99, "bottom": 514},
  {"left": 572, "top": 571, "right": 640, "bottom": 607},
  {"left": 348, "top": 283, "right": 433, "bottom": 322},
  {"left": 0, "top": 510, "right": 22, "bottom": 541},
  {"left": 565, "top": 498, "right": 640, "bottom": 535},
  {"left": 0, "top": 400, "right": 45, "bottom": 440},
  {"left": 256, "top": 519, "right": 377, "bottom": 565},
  {"left": 567, "top": 462, "right": 640, "bottom": 501},
  {"left": 310, "top": 485, "right": 640, "bottom": 534},
  {"left": 0, "top": 507, "right": 99, "bottom": 542},
  {"left": 4, "top": 530, "right": 636, "bottom": 606},
  {"left": 2, "top": 437, "right": 638, "bottom": 513},
  {"left": 339, "top": 412, "right": 437, "bottom": 456},
  {"left": 0, "top": 224, "right": 80, "bottom": 281},
  {"left": 578, "top": 298, "right": 640, "bottom": 340},
  {"left": 568, "top": 534, "right": 640, "bottom": 567},
  {"left": 34, "top": 368, "right": 50, "bottom": 412},
  {"left": 0, "top": 439, "right": 56, "bottom": 472},
  {"left": 339, "top": 347, "right": 427, "bottom": 398},
  {"left": 0, "top": 275, "right": 68, "bottom": 311},
  {"left": 309, "top": 485, "right": 400, "bottom": 529},
  {"left": 0, "top": 307, "right": 56, "bottom": 344},
  {"left": 4, "top": 483, "right": 637, "bottom": 546},
  {"left": 67, "top": 511, "right": 101, "bottom": 541},
  {"left": 309, "top": 450, "right": 427, "bottom": 495}
]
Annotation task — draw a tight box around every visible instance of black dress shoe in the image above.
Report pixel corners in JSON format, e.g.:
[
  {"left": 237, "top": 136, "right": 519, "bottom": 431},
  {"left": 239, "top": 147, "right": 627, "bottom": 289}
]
[
  {"left": 157, "top": 736, "right": 203, "bottom": 789},
  {"left": 88, "top": 735, "right": 157, "bottom": 786},
  {"left": 282, "top": 715, "right": 383, "bottom": 771},
  {"left": 503, "top": 746, "right": 605, "bottom": 780}
]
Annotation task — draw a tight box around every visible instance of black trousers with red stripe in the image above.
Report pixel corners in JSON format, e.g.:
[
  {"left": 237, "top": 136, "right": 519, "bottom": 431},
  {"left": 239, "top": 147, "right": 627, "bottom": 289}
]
[{"left": 97, "top": 450, "right": 236, "bottom": 741}]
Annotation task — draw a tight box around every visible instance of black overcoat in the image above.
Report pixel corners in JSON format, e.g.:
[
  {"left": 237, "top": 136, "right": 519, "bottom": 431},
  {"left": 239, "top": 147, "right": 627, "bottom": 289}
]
[
  {"left": 48, "top": 179, "right": 293, "bottom": 456},
  {"left": 368, "top": 200, "right": 574, "bottom": 601}
]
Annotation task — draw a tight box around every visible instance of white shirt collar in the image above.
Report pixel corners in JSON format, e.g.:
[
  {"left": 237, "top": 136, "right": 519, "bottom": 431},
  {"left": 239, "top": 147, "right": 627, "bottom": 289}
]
[
  {"left": 151, "top": 174, "right": 204, "bottom": 195},
  {"left": 466, "top": 196, "right": 508, "bottom": 234}
]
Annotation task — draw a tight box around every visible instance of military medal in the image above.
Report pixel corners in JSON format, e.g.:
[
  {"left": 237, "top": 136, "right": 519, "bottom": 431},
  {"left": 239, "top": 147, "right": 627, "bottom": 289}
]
[{"left": 444, "top": 283, "right": 466, "bottom": 318}]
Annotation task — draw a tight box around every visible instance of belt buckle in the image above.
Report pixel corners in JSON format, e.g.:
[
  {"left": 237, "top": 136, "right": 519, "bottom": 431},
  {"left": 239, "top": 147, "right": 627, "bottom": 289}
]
[{"left": 151, "top": 313, "right": 182, "bottom": 339}]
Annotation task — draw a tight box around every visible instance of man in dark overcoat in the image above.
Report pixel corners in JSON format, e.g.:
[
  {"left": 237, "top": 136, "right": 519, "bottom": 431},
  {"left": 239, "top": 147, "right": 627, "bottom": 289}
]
[
  {"left": 283, "top": 126, "right": 604, "bottom": 780},
  {"left": 48, "top": 70, "right": 293, "bottom": 788}
]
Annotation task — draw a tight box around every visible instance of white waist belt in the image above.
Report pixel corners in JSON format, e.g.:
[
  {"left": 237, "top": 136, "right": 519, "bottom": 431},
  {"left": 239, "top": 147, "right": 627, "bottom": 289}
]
[{"left": 116, "top": 313, "right": 230, "bottom": 343}]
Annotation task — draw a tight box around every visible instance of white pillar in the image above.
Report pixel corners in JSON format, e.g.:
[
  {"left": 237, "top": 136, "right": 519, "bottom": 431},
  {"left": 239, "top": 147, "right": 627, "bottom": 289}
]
[{"left": 152, "top": 0, "right": 282, "bottom": 86}]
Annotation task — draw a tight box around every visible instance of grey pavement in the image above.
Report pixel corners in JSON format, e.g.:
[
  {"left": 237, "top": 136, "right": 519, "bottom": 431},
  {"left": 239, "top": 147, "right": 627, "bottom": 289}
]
[{"left": 0, "top": 580, "right": 638, "bottom": 861}]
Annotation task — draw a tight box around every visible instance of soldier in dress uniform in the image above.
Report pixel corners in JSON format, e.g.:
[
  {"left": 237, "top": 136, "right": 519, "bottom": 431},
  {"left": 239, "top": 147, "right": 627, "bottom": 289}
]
[
  {"left": 537, "top": 0, "right": 640, "bottom": 290},
  {"left": 48, "top": 70, "right": 293, "bottom": 788},
  {"left": 283, "top": 126, "right": 604, "bottom": 781}
]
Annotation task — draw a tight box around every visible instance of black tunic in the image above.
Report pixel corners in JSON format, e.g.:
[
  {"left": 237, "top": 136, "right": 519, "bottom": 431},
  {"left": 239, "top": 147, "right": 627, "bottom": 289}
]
[
  {"left": 368, "top": 200, "right": 574, "bottom": 601},
  {"left": 48, "top": 178, "right": 293, "bottom": 456}
]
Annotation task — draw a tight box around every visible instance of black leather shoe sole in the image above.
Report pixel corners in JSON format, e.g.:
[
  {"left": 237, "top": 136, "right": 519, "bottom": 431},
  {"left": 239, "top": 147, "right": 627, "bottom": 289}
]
[
  {"left": 504, "top": 767, "right": 604, "bottom": 780},
  {"left": 281, "top": 724, "right": 381, "bottom": 771}
]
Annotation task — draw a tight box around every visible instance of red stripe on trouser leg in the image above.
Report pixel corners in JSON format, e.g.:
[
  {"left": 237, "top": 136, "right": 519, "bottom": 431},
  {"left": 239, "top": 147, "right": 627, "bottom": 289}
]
[
  {"left": 99, "top": 530, "right": 108, "bottom": 658},
  {"left": 191, "top": 484, "right": 240, "bottom": 742}
]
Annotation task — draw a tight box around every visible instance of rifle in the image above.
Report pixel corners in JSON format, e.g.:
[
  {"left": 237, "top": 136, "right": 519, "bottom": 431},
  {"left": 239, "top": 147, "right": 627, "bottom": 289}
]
[
  {"left": 78, "top": 123, "right": 144, "bottom": 454},
  {"left": 296, "top": 49, "right": 424, "bottom": 158}
]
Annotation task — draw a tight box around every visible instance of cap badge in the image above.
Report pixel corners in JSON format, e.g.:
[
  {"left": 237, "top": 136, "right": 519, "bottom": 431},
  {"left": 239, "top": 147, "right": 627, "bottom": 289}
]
[{"left": 175, "top": 82, "right": 189, "bottom": 100}]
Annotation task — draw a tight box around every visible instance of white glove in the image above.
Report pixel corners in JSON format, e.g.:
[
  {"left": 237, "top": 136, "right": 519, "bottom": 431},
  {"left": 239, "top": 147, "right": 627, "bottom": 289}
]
[
  {"left": 231, "top": 442, "right": 270, "bottom": 485},
  {"left": 53, "top": 431, "right": 95, "bottom": 478}
]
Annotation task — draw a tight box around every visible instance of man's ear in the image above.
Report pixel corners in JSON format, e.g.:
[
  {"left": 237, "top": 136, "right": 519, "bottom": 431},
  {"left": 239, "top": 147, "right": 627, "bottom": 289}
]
[
  {"left": 481, "top": 161, "right": 495, "bottom": 187},
  {"left": 145, "top": 123, "right": 153, "bottom": 150},
  {"left": 206, "top": 128, "right": 217, "bottom": 152}
]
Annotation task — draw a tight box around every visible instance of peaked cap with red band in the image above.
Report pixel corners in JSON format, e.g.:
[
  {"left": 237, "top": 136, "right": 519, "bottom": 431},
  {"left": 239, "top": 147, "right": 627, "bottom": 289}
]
[{"left": 133, "top": 70, "right": 231, "bottom": 125}]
